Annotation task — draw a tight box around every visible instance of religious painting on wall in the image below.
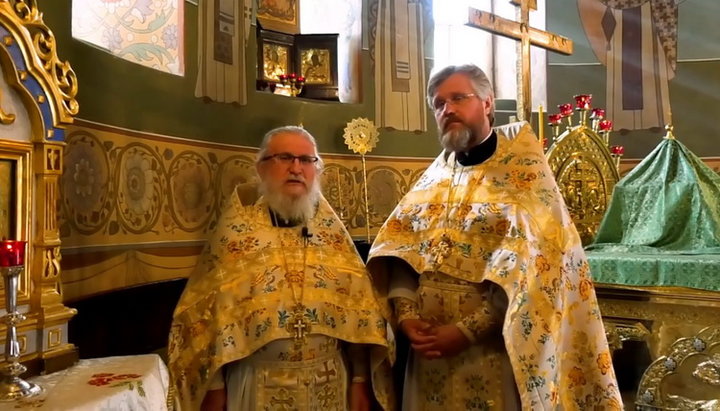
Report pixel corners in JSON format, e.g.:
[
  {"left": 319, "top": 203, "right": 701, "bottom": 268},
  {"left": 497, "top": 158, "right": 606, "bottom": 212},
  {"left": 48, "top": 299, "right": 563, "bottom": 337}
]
[
  {"left": 295, "top": 34, "right": 339, "bottom": 100},
  {"left": 300, "top": 49, "right": 331, "bottom": 84},
  {"left": 257, "top": 0, "right": 300, "bottom": 34},
  {"left": 256, "top": 28, "right": 339, "bottom": 101},
  {"left": 257, "top": 29, "right": 295, "bottom": 82},
  {"left": 0, "top": 158, "right": 16, "bottom": 239},
  {"left": 263, "top": 43, "right": 291, "bottom": 81}
]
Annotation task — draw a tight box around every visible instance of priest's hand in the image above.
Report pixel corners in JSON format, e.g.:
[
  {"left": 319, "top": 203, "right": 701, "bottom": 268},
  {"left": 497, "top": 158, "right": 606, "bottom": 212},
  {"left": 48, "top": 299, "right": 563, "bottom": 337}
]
[
  {"left": 420, "top": 324, "right": 471, "bottom": 359},
  {"left": 400, "top": 318, "right": 436, "bottom": 346},
  {"left": 349, "top": 381, "right": 371, "bottom": 411}
]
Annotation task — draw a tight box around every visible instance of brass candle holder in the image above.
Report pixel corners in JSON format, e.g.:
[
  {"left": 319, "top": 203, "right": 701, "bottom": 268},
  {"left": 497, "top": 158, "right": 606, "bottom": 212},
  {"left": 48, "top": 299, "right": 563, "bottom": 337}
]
[
  {"left": 590, "top": 108, "right": 606, "bottom": 132},
  {"left": 0, "top": 240, "right": 41, "bottom": 401},
  {"left": 610, "top": 145, "right": 624, "bottom": 173},
  {"left": 548, "top": 114, "right": 562, "bottom": 141},
  {"left": 558, "top": 103, "right": 574, "bottom": 129},
  {"left": 277, "top": 73, "right": 305, "bottom": 97},
  {"left": 573, "top": 94, "right": 592, "bottom": 126},
  {"left": 599, "top": 119, "right": 613, "bottom": 146}
]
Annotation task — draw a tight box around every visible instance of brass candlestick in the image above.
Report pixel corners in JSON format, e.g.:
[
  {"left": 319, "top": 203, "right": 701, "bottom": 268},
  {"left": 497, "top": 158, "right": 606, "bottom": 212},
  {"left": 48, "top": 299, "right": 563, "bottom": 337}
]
[
  {"left": 277, "top": 74, "right": 305, "bottom": 97},
  {"left": 0, "top": 241, "right": 41, "bottom": 401}
]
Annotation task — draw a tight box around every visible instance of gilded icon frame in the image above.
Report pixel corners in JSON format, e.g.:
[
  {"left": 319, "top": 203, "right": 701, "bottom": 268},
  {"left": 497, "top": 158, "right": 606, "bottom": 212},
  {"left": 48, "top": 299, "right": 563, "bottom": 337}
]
[{"left": 257, "top": 0, "right": 300, "bottom": 35}]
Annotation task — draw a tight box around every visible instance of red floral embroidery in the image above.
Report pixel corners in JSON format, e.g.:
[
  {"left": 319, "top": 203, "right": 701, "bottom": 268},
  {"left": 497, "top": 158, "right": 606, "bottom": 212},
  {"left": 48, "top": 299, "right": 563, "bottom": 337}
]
[{"left": 87, "top": 372, "right": 142, "bottom": 386}]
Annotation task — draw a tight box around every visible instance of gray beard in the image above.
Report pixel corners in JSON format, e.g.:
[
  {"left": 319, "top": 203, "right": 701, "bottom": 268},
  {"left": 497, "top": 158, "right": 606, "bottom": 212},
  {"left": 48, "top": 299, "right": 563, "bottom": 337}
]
[
  {"left": 259, "top": 179, "right": 321, "bottom": 224},
  {"left": 439, "top": 125, "right": 473, "bottom": 152}
]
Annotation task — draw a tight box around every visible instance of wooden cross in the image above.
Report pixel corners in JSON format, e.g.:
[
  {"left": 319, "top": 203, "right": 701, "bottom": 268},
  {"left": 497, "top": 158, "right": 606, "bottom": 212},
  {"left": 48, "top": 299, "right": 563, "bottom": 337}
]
[{"left": 466, "top": 0, "right": 573, "bottom": 122}]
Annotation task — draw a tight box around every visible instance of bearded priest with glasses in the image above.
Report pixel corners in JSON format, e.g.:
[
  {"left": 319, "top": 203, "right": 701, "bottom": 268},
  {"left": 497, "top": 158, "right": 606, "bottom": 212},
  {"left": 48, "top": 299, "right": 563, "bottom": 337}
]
[
  {"left": 367, "top": 65, "right": 622, "bottom": 410},
  {"left": 168, "top": 126, "right": 395, "bottom": 411}
]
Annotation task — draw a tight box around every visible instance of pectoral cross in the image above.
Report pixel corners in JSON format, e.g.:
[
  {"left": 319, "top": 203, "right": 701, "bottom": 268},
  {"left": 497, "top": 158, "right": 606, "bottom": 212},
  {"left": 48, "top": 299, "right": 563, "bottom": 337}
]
[
  {"left": 292, "top": 317, "right": 308, "bottom": 340},
  {"left": 429, "top": 234, "right": 453, "bottom": 266},
  {"left": 286, "top": 307, "right": 311, "bottom": 345},
  {"left": 466, "top": 0, "right": 573, "bottom": 122}
]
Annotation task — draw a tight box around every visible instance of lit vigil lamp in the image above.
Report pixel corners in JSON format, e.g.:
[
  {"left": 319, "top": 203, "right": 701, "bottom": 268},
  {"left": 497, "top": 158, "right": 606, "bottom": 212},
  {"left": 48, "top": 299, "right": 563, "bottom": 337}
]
[
  {"left": 277, "top": 73, "right": 306, "bottom": 97},
  {"left": 598, "top": 118, "right": 613, "bottom": 146},
  {"left": 573, "top": 94, "right": 592, "bottom": 125},
  {"left": 590, "top": 108, "right": 606, "bottom": 133},
  {"left": 0, "top": 240, "right": 42, "bottom": 401},
  {"left": 557, "top": 103, "right": 574, "bottom": 129},
  {"left": 548, "top": 113, "right": 562, "bottom": 141}
]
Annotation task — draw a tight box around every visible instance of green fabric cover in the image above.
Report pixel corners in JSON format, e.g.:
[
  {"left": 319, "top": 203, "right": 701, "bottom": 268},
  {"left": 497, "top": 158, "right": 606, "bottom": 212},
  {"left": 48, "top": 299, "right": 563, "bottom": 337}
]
[
  {"left": 588, "top": 137, "right": 720, "bottom": 254},
  {"left": 587, "top": 253, "right": 720, "bottom": 292},
  {"left": 586, "top": 137, "right": 720, "bottom": 291}
]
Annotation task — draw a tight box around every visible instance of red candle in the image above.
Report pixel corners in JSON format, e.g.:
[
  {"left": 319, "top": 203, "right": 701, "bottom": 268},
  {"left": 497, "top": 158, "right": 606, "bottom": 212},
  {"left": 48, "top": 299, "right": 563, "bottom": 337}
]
[
  {"left": 0, "top": 240, "right": 26, "bottom": 267},
  {"left": 574, "top": 94, "right": 592, "bottom": 110},
  {"left": 289, "top": 73, "right": 296, "bottom": 79},
  {"left": 297, "top": 76, "right": 305, "bottom": 83},
  {"left": 558, "top": 103, "right": 573, "bottom": 117},
  {"left": 599, "top": 119, "right": 613, "bottom": 131},
  {"left": 590, "top": 108, "right": 605, "bottom": 119},
  {"left": 611, "top": 145, "right": 624, "bottom": 156}
]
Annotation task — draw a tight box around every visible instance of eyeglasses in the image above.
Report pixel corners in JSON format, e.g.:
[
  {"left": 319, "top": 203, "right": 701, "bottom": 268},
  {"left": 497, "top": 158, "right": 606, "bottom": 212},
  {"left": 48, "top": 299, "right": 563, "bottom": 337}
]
[
  {"left": 261, "top": 152, "right": 319, "bottom": 166},
  {"left": 431, "top": 93, "right": 478, "bottom": 113}
]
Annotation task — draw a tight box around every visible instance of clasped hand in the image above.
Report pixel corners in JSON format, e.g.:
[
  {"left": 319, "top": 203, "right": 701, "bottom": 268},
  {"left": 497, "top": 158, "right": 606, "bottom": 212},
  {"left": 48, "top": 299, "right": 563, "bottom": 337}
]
[{"left": 400, "top": 319, "right": 470, "bottom": 360}]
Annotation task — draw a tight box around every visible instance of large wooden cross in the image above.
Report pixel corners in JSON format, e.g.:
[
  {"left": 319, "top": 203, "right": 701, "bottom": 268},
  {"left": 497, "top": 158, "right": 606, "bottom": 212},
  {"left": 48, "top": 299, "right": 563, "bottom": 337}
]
[{"left": 466, "top": 0, "right": 573, "bottom": 122}]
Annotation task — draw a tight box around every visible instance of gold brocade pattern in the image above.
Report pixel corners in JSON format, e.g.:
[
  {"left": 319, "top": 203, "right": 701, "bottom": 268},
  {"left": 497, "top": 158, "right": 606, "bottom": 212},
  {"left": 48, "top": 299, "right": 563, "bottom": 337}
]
[
  {"left": 412, "top": 276, "right": 513, "bottom": 410},
  {"left": 253, "top": 348, "right": 347, "bottom": 411},
  {"left": 369, "top": 122, "right": 622, "bottom": 409},
  {"left": 168, "top": 195, "right": 394, "bottom": 410}
]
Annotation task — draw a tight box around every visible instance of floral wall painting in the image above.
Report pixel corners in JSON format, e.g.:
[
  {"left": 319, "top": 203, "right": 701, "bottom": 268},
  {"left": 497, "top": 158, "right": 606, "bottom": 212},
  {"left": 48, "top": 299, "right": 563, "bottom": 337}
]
[
  {"left": 71, "top": 0, "right": 184, "bottom": 76},
  {"left": 257, "top": 0, "right": 300, "bottom": 34}
]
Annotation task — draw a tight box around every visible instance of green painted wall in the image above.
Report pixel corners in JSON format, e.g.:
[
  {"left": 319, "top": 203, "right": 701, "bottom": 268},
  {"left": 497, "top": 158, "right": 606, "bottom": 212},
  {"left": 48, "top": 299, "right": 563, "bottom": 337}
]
[
  {"left": 40, "top": 1, "right": 719, "bottom": 159},
  {"left": 38, "top": 0, "right": 440, "bottom": 157},
  {"left": 547, "top": 0, "right": 720, "bottom": 158}
]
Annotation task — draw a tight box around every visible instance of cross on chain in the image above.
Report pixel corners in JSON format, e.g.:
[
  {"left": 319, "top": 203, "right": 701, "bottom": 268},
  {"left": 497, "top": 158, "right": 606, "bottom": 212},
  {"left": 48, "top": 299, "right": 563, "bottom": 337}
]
[
  {"left": 291, "top": 316, "right": 309, "bottom": 340},
  {"left": 429, "top": 235, "right": 453, "bottom": 266},
  {"left": 466, "top": 0, "right": 573, "bottom": 122}
]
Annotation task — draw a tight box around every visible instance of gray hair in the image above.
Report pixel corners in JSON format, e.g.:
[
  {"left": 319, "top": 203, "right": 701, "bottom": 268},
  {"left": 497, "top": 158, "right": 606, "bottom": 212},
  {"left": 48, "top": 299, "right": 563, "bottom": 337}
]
[
  {"left": 256, "top": 126, "right": 324, "bottom": 171},
  {"left": 427, "top": 64, "right": 495, "bottom": 126}
]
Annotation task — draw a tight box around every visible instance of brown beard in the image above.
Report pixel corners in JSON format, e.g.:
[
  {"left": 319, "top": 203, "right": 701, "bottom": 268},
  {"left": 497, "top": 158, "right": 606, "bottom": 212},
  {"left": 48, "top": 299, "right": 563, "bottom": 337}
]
[{"left": 439, "top": 122, "right": 473, "bottom": 152}]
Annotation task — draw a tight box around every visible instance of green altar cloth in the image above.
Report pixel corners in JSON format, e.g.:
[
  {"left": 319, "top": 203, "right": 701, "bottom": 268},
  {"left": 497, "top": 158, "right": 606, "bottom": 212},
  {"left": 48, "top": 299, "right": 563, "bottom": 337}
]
[
  {"left": 586, "top": 137, "right": 720, "bottom": 291},
  {"left": 587, "top": 252, "right": 720, "bottom": 292}
]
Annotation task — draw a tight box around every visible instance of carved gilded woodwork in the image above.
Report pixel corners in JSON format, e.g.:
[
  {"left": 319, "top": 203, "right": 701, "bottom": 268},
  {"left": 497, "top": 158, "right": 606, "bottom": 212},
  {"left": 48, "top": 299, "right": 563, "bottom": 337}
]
[
  {"left": 635, "top": 325, "right": 720, "bottom": 410},
  {"left": 546, "top": 125, "right": 619, "bottom": 245},
  {"left": 0, "top": 0, "right": 79, "bottom": 374}
]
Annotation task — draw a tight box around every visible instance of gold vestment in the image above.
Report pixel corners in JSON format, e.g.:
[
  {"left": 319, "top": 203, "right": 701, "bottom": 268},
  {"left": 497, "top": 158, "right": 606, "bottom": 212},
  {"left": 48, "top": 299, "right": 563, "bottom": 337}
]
[
  {"left": 169, "top": 194, "right": 394, "bottom": 410},
  {"left": 369, "top": 122, "right": 622, "bottom": 409}
]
